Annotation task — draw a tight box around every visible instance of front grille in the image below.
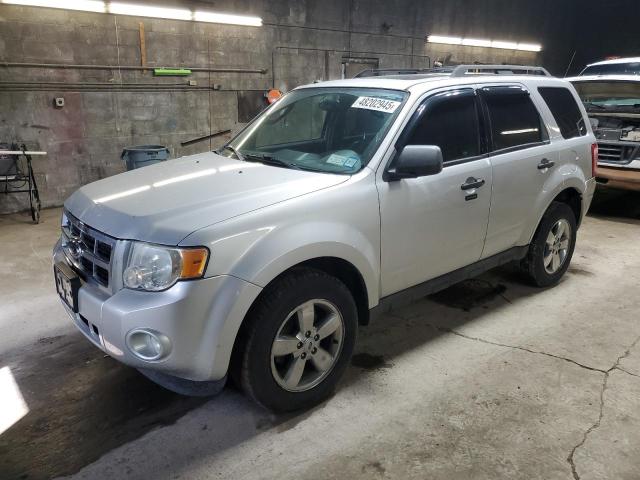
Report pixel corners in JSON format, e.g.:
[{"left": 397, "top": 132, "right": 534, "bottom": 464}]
[
  {"left": 61, "top": 212, "right": 116, "bottom": 288},
  {"left": 598, "top": 143, "right": 623, "bottom": 161},
  {"left": 597, "top": 142, "right": 639, "bottom": 165}
]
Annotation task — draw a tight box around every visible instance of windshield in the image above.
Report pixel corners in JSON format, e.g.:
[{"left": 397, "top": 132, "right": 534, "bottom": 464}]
[
  {"left": 220, "top": 87, "right": 408, "bottom": 174},
  {"left": 572, "top": 80, "right": 640, "bottom": 110},
  {"left": 581, "top": 62, "right": 640, "bottom": 76}
]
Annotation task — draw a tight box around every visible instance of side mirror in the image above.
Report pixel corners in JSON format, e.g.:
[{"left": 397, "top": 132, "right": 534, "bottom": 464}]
[{"left": 384, "top": 145, "right": 443, "bottom": 181}]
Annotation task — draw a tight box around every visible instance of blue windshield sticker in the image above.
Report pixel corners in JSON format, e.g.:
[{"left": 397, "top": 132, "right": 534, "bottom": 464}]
[
  {"left": 326, "top": 154, "right": 347, "bottom": 166},
  {"left": 344, "top": 157, "right": 359, "bottom": 168}
]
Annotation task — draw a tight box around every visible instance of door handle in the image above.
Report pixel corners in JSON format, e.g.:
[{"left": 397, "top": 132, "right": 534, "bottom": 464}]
[
  {"left": 461, "top": 177, "right": 486, "bottom": 191},
  {"left": 537, "top": 158, "right": 555, "bottom": 170}
]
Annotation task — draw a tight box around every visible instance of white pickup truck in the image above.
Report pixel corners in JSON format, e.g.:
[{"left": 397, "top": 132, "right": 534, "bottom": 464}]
[{"left": 568, "top": 57, "right": 640, "bottom": 191}]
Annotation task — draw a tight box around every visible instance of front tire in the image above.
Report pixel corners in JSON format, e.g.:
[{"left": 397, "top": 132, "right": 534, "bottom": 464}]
[
  {"left": 521, "top": 201, "right": 577, "bottom": 287},
  {"left": 235, "top": 267, "right": 358, "bottom": 412}
]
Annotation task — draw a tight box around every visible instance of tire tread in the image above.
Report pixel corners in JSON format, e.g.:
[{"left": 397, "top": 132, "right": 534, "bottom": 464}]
[
  {"left": 520, "top": 201, "right": 577, "bottom": 287},
  {"left": 235, "top": 267, "right": 355, "bottom": 411}
]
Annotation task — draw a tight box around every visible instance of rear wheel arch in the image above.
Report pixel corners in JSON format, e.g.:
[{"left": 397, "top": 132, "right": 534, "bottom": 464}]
[
  {"left": 521, "top": 201, "right": 577, "bottom": 287},
  {"left": 530, "top": 187, "right": 583, "bottom": 245},
  {"left": 553, "top": 187, "right": 582, "bottom": 227}
]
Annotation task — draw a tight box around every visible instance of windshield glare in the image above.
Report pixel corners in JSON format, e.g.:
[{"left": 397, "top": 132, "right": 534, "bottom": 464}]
[{"left": 222, "top": 87, "right": 407, "bottom": 174}]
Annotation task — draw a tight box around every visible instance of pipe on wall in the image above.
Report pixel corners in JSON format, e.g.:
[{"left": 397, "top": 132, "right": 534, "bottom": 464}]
[{"left": 0, "top": 62, "right": 267, "bottom": 74}]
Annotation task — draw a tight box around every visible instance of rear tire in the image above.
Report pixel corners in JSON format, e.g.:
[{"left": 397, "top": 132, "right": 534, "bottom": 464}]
[
  {"left": 521, "top": 201, "right": 577, "bottom": 287},
  {"left": 234, "top": 267, "right": 357, "bottom": 412}
]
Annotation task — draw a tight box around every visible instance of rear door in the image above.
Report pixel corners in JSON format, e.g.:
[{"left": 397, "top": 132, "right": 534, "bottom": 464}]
[
  {"left": 479, "top": 85, "right": 559, "bottom": 258},
  {"left": 378, "top": 88, "right": 493, "bottom": 296}
]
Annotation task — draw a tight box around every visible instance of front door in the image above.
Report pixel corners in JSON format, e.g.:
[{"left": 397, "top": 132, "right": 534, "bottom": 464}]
[{"left": 378, "top": 89, "right": 493, "bottom": 297}]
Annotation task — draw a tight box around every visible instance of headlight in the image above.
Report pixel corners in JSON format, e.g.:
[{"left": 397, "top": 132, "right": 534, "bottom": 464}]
[{"left": 123, "top": 242, "right": 209, "bottom": 291}]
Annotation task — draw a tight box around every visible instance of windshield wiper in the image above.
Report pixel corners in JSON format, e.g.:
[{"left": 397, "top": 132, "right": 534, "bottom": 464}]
[
  {"left": 243, "top": 153, "right": 302, "bottom": 170},
  {"left": 584, "top": 102, "right": 640, "bottom": 112},
  {"left": 219, "top": 145, "right": 245, "bottom": 161},
  {"left": 583, "top": 102, "right": 607, "bottom": 110}
]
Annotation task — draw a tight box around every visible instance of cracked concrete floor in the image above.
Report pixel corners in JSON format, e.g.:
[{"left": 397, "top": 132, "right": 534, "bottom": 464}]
[{"left": 1, "top": 189, "right": 639, "bottom": 480}]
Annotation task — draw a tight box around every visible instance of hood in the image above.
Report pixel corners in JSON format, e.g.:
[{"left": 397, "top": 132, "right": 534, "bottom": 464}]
[
  {"left": 567, "top": 75, "right": 640, "bottom": 83},
  {"left": 568, "top": 76, "right": 640, "bottom": 99},
  {"left": 567, "top": 77, "right": 640, "bottom": 115},
  {"left": 568, "top": 76, "right": 640, "bottom": 89},
  {"left": 65, "top": 151, "right": 348, "bottom": 245}
]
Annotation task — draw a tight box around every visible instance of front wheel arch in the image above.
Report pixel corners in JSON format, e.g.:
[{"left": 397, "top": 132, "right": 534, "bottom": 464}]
[
  {"left": 231, "top": 266, "right": 359, "bottom": 411},
  {"left": 228, "top": 257, "right": 368, "bottom": 384}
]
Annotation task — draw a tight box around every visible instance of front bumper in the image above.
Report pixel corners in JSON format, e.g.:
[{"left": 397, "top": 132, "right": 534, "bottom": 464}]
[
  {"left": 596, "top": 165, "right": 640, "bottom": 191},
  {"left": 53, "top": 240, "right": 262, "bottom": 381}
]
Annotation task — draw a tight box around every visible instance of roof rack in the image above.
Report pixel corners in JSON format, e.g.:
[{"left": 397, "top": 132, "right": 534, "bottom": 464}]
[
  {"left": 354, "top": 67, "right": 453, "bottom": 78},
  {"left": 450, "top": 64, "right": 552, "bottom": 77},
  {"left": 353, "top": 65, "right": 552, "bottom": 79}
]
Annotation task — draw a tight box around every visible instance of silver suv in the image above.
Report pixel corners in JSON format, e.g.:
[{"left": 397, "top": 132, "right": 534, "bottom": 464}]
[{"left": 54, "top": 65, "right": 597, "bottom": 411}]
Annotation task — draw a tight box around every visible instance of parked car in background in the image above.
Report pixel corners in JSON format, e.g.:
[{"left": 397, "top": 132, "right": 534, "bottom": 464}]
[
  {"left": 54, "top": 65, "right": 596, "bottom": 412},
  {"left": 569, "top": 57, "right": 640, "bottom": 191},
  {"left": 578, "top": 57, "right": 640, "bottom": 76}
]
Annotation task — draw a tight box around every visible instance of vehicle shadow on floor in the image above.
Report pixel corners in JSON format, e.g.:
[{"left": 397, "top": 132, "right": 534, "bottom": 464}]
[
  {"left": 588, "top": 188, "right": 640, "bottom": 223},
  {"left": 0, "top": 264, "right": 544, "bottom": 480}
]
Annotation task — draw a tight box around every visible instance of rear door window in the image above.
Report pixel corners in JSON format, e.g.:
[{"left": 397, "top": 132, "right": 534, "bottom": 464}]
[
  {"left": 481, "top": 87, "right": 546, "bottom": 152},
  {"left": 538, "top": 87, "right": 587, "bottom": 139},
  {"left": 406, "top": 91, "right": 481, "bottom": 163}
]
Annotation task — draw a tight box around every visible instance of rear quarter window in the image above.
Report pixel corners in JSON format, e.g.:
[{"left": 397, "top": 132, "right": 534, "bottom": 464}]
[{"left": 538, "top": 87, "right": 587, "bottom": 139}]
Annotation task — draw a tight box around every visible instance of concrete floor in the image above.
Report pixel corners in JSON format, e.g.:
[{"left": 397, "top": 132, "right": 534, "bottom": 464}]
[{"left": 1, "top": 189, "right": 639, "bottom": 480}]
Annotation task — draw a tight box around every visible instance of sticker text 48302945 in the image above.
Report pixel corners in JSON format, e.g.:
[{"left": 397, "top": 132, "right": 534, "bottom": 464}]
[{"left": 351, "top": 96, "right": 401, "bottom": 113}]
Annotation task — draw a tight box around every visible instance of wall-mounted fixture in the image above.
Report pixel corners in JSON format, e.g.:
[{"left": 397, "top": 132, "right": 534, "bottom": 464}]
[
  {"left": 153, "top": 68, "right": 192, "bottom": 76},
  {"left": 0, "top": 0, "right": 263, "bottom": 26},
  {"left": 54, "top": 97, "right": 64, "bottom": 108},
  {"left": 427, "top": 35, "right": 542, "bottom": 52}
]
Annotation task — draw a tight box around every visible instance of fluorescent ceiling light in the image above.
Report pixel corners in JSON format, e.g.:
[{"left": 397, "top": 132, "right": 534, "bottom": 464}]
[
  {"left": 1, "top": 1, "right": 263, "bottom": 26},
  {"left": 109, "top": 2, "right": 191, "bottom": 20},
  {"left": 491, "top": 41, "right": 520, "bottom": 50},
  {"left": 428, "top": 35, "right": 542, "bottom": 52},
  {"left": 462, "top": 38, "right": 492, "bottom": 47},
  {"left": 517, "top": 43, "right": 543, "bottom": 52},
  {"left": 428, "top": 35, "right": 463, "bottom": 45},
  {"left": 194, "top": 11, "right": 262, "bottom": 27},
  {"left": 0, "top": 0, "right": 105, "bottom": 12}
]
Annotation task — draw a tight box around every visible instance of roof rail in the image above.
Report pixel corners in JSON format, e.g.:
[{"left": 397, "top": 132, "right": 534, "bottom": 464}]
[
  {"left": 354, "top": 67, "right": 452, "bottom": 78},
  {"left": 450, "top": 64, "right": 552, "bottom": 77}
]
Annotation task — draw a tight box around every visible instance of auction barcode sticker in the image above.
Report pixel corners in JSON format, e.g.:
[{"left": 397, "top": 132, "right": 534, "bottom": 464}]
[{"left": 351, "top": 96, "right": 401, "bottom": 113}]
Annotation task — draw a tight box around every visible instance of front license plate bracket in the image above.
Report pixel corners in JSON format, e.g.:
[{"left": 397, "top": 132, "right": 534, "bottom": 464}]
[{"left": 54, "top": 264, "right": 80, "bottom": 313}]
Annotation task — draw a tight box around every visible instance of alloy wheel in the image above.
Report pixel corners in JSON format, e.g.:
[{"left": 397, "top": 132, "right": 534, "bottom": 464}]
[
  {"left": 543, "top": 218, "right": 571, "bottom": 274},
  {"left": 270, "top": 299, "right": 345, "bottom": 392}
]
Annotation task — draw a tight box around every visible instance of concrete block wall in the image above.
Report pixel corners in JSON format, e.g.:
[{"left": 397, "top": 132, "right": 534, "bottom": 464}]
[
  {"left": 569, "top": 0, "right": 640, "bottom": 75},
  {"left": 0, "top": 0, "right": 580, "bottom": 213}
]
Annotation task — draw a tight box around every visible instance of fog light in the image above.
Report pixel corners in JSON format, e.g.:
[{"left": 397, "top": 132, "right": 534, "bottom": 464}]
[{"left": 126, "top": 329, "right": 171, "bottom": 361}]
